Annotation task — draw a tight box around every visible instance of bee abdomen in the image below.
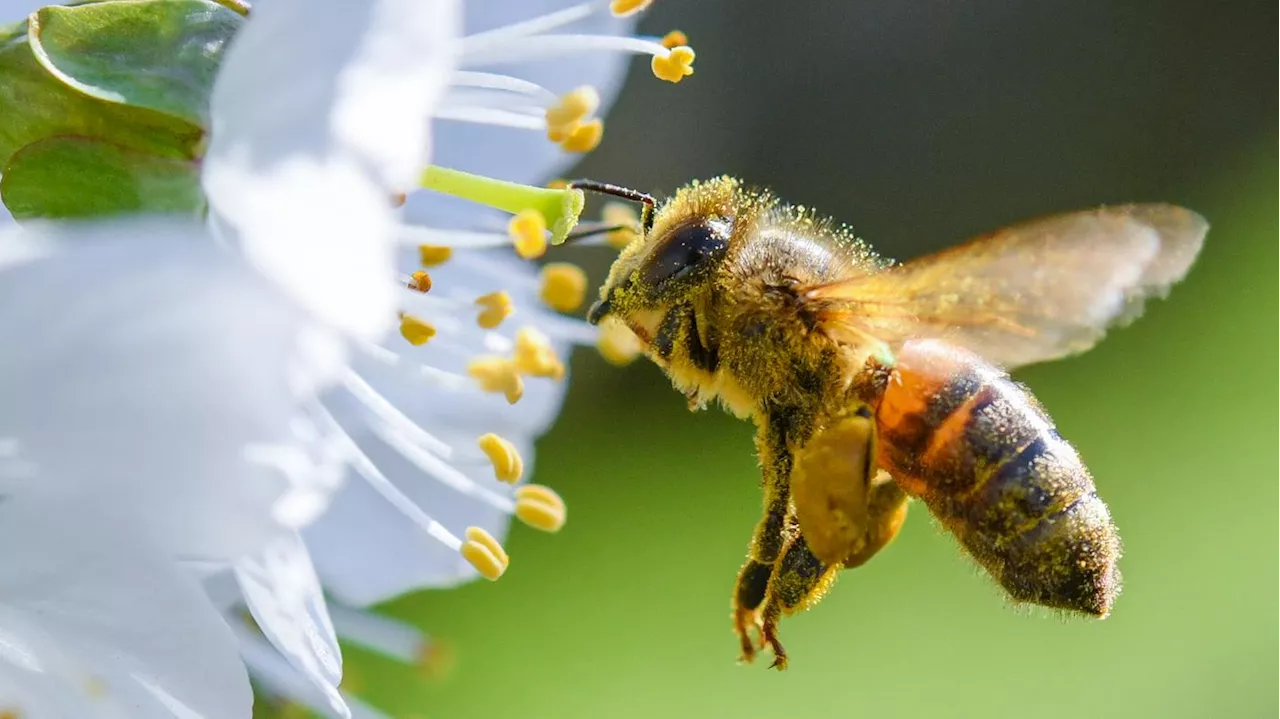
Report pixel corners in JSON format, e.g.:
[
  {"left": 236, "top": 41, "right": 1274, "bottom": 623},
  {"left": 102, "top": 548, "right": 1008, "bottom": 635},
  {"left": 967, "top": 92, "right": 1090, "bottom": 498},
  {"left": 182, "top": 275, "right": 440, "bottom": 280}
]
[
  {"left": 875, "top": 341, "right": 1121, "bottom": 616},
  {"left": 957, "top": 435, "right": 1121, "bottom": 616}
]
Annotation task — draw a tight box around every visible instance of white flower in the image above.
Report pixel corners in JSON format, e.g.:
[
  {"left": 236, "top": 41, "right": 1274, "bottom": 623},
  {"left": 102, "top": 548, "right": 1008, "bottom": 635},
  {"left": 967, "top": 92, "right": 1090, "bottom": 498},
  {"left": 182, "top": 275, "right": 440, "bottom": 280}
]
[{"left": 0, "top": 0, "right": 686, "bottom": 716}]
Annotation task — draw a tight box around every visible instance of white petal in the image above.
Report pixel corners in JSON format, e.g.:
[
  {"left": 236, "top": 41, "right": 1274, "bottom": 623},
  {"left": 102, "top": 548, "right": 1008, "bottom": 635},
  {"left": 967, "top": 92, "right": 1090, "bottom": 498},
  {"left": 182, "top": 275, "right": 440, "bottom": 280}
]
[
  {"left": 235, "top": 532, "right": 346, "bottom": 718},
  {"left": 0, "top": 496, "right": 251, "bottom": 718},
  {"left": 0, "top": 219, "right": 341, "bottom": 561},
  {"left": 204, "top": 0, "right": 460, "bottom": 339}
]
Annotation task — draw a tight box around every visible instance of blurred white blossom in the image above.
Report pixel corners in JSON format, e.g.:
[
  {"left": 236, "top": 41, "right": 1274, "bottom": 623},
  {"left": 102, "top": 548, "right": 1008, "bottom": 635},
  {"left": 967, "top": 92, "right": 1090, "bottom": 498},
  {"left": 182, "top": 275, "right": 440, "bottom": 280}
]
[{"left": 0, "top": 0, "right": 687, "bottom": 716}]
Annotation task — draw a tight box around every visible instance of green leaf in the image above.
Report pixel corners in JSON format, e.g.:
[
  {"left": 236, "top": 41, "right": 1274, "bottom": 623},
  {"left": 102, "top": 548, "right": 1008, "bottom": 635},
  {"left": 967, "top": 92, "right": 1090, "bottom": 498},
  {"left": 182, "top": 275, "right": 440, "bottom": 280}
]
[
  {"left": 1, "top": 135, "right": 203, "bottom": 219},
  {"left": 28, "top": 0, "right": 243, "bottom": 128},
  {"left": 0, "top": 25, "right": 200, "bottom": 168}
]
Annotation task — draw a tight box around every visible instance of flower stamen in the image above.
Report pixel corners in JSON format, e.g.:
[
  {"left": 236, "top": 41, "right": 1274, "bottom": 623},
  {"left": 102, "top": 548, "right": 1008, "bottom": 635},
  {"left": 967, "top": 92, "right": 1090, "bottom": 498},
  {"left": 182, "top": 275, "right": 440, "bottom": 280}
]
[
  {"left": 467, "top": 356, "right": 525, "bottom": 404},
  {"left": 508, "top": 210, "right": 549, "bottom": 259},
  {"left": 610, "top": 0, "right": 653, "bottom": 17},
  {"left": 461, "top": 527, "right": 509, "bottom": 580},
  {"left": 651, "top": 45, "right": 695, "bottom": 83},
  {"left": 418, "top": 244, "right": 453, "bottom": 266},
  {"left": 597, "top": 316, "right": 643, "bottom": 365},
  {"left": 406, "top": 270, "right": 432, "bottom": 293},
  {"left": 514, "top": 485, "right": 567, "bottom": 532},
  {"left": 661, "top": 30, "right": 688, "bottom": 49},
  {"left": 399, "top": 313, "right": 437, "bottom": 346},
  {"left": 475, "top": 290, "right": 514, "bottom": 328},
  {"left": 478, "top": 433, "right": 524, "bottom": 483},
  {"left": 539, "top": 262, "right": 589, "bottom": 312},
  {"left": 513, "top": 326, "right": 566, "bottom": 380}
]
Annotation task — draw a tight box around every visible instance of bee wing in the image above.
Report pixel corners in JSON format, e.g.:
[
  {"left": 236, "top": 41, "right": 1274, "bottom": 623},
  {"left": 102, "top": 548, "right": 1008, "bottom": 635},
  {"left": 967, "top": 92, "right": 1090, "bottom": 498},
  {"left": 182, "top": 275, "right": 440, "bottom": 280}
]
[{"left": 805, "top": 204, "right": 1207, "bottom": 369}]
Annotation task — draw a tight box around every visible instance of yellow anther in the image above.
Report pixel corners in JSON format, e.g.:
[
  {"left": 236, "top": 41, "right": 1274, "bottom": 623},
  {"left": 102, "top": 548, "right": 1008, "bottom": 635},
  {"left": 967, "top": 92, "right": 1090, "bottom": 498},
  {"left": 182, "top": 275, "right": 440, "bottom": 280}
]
[
  {"left": 478, "top": 432, "right": 524, "bottom": 483},
  {"left": 558, "top": 118, "right": 604, "bottom": 153},
  {"left": 609, "top": 0, "right": 652, "bottom": 17},
  {"left": 468, "top": 356, "right": 525, "bottom": 404},
  {"left": 513, "top": 326, "right": 566, "bottom": 380},
  {"left": 418, "top": 244, "right": 453, "bottom": 267},
  {"left": 545, "top": 86, "right": 600, "bottom": 138},
  {"left": 546, "top": 178, "right": 569, "bottom": 190},
  {"left": 407, "top": 270, "right": 432, "bottom": 293},
  {"left": 460, "top": 526, "right": 509, "bottom": 580},
  {"left": 475, "top": 290, "right": 514, "bottom": 329},
  {"left": 651, "top": 45, "right": 695, "bottom": 83},
  {"left": 597, "top": 317, "right": 643, "bottom": 366},
  {"left": 514, "top": 484, "right": 567, "bottom": 533},
  {"left": 507, "top": 209, "right": 549, "bottom": 259},
  {"left": 601, "top": 201, "right": 642, "bottom": 249},
  {"left": 399, "top": 313, "right": 437, "bottom": 346},
  {"left": 661, "top": 30, "right": 688, "bottom": 49},
  {"left": 539, "top": 262, "right": 588, "bottom": 313}
]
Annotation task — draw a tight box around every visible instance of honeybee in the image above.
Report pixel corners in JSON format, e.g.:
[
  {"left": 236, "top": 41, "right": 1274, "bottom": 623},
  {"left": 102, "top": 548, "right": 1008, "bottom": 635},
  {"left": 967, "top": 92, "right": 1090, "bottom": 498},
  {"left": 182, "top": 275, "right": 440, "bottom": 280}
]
[{"left": 571, "top": 177, "right": 1206, "bottom": 670}]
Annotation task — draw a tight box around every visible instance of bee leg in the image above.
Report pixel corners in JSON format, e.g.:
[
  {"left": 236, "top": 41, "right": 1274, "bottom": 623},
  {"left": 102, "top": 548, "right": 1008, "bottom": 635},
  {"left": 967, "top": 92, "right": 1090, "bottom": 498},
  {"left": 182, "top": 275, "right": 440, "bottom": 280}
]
[
  {"left": 759, "top": 477, "right": 910, "bottom": 670},
  {"left": 759, "top": 526, "right": 838, "bottom": 671},
  {"left": 733, "top": 408, "right": 803, "bottom": 663}
]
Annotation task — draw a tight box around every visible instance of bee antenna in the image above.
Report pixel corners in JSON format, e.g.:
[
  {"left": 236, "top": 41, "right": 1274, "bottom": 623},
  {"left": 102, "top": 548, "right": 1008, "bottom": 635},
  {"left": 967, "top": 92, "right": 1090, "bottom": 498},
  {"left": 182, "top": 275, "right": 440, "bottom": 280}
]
[{"left": 567, "top": 180, "right": 656, "bottom": 236}]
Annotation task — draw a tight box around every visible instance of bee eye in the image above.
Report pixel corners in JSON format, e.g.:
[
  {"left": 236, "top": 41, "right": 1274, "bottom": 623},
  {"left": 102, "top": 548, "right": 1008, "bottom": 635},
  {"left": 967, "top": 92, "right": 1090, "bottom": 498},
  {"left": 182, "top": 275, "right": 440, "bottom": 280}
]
[{"left": 643, "top": 222, "right": 729, "bottom": 286}]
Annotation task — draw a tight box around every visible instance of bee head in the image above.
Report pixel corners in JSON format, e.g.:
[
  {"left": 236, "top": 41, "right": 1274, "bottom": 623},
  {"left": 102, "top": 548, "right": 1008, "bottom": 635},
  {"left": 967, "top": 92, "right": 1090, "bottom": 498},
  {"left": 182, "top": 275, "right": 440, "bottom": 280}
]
[{"left": 587, "top": 177, "right": 748, "bottom": 333}]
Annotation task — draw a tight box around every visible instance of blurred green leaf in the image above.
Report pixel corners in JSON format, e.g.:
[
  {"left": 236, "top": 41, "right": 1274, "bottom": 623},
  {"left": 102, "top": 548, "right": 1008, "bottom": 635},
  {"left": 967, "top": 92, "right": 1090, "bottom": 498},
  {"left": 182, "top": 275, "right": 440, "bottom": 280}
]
[
  {"left": 28, "top": 0, "right": 243, "bottom": 129},
  {"left": 0, "top": 23, "right": 201, "bottom": 168},
  {"left": 1, "top": 135, "right": 202, "bottom": 219}
]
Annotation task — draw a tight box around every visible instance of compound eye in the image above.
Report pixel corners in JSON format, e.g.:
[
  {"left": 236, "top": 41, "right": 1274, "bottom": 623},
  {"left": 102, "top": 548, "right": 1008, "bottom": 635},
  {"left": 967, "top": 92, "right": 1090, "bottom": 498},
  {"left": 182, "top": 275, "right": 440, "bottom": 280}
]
[{"left": 642, "top": 221, "right": 729, "bottom": 287}]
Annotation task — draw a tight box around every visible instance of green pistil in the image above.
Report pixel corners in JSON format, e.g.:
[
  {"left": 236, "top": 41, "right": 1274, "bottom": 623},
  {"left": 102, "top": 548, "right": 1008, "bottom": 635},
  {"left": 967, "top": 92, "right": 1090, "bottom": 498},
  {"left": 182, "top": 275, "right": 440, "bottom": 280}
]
[{"left": 419, "top": 165, "right": 584, "bottom": 245}]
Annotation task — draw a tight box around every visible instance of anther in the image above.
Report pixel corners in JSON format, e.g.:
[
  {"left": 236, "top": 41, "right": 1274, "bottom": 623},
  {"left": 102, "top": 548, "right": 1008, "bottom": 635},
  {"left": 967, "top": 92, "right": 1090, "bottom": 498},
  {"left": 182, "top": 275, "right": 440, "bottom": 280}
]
[
  {"left": 514, "top": 484, "right": 567, "bottom": 532},
  {"left": 478, "top": 432, "right": 524, "bottom": 483},
  {"left": 418, "top": 244, "right": 453, "bottom": 267},
  {"left": 475, "top": 291, "right": 514, "bottom": 329},
  {"left": 651, "top": 45, "right": 695, "bottom": 83},
  {"left": 661, "top": 30, "right": 688, "bottom": 49},
  {"left": 407, "top": 270, "right": 432, "bottom": 293},
  {"left": 399, "top": 313, "right": 437, "bottom": 346},
  {"left": 468, "top": 356, "right": 525, "bottom": 404},
  {"left": 601, "top": 202, "right": 641, "bottom": 248},
  {"left": 545, "top": 86, "right": 600, "bottom": 139},
  {"left": 539, "top": 262, "right": 589, "bottom": 312},
  {"left": 597, "top": 317, "right": 643, "bottom": 365},
  {"left": 508, "top": 209, "right": 549, "bottom": 259},
  {"left": 460, "top": 526, "right": 509, "bottom": 580},
  {"left": 513, "top": 326, "right": 565, "bottom": 380},
  {"left": 610, "top": 0, "right": 653, "bottom": 17},
  {"left": 559, "top": 118, "right": 604, "bottom": 153}
]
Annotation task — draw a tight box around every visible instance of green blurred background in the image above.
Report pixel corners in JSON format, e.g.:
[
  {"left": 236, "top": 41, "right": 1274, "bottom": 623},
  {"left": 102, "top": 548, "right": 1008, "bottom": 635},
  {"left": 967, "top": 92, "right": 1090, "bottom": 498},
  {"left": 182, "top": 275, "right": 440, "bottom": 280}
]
[{"left": 359, "top": 2, "right": 1276, "bottom": 718}]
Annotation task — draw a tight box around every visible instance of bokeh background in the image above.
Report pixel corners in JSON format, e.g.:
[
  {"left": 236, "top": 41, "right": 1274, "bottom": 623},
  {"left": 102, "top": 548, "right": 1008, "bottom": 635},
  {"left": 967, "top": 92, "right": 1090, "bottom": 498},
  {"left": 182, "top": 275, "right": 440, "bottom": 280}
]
[{"left": 351, "top": 2, "right": 1276, "bottom": 718}]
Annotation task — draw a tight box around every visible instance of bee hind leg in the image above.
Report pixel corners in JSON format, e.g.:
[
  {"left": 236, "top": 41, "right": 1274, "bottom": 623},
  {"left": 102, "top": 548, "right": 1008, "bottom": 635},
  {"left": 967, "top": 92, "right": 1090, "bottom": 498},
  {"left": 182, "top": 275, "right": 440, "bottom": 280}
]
[{"left": 759, "top": 526, "right": 838, "bottom": 671}]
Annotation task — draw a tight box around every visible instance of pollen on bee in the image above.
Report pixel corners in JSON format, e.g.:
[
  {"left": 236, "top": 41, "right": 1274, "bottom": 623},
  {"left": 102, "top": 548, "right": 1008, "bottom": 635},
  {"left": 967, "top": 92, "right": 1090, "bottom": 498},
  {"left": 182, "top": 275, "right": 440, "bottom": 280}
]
[
  {"left": 507, "top": 210, "right": 549, "bottom": 259},
  {"left": 539, "top": 262, "right": 589, "bottom": 312},
  {"left": 399, "top": 313, "right": 437, "bottom": 346},
  {"left": 609, "top": 0, "right": 652, "bottom": 17},
  {"left": 418, "top": 244, "right": 453, "bottom": 267},
  {"left": 478, "top": 432, "right": 524, "bottom": 484},
  {"left": 513, "top": 326, "right": 566, "bottom": 380},
  {"left": 407, "top": 270, "right": 432, "bottom": 293},
  {"left": 461, "top": 526, "right": 509, "bottom": 580},
  {"left": 651, "top": 45, "right": 695, "bottom": 83},
  {"left": 475, "top": 290, "right": 514, "bottom": 328},
  {"left": 514, "top": 484, "right": 567, "bottom": 533},
  {"left": 660, "top": 30, "right": 688, "bottom": 49},
  {"left": 601, "top": 201, "right": 642, "bottom": 248},
  {"left": 596, "top": 317, "right": 643, "bottom": 366},
  {"left": 468, "top": 356, "right": 525, "bottom": 404}
]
